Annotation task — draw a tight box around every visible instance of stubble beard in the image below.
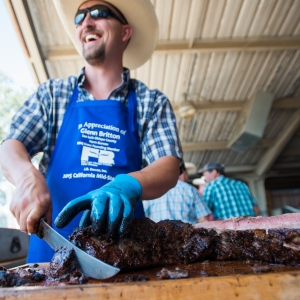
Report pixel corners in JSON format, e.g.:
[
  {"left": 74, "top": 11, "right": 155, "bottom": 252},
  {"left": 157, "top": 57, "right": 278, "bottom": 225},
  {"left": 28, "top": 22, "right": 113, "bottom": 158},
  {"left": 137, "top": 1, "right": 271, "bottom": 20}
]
[{"left": 83, "top": 44, "right": 106, "bottom": 66}]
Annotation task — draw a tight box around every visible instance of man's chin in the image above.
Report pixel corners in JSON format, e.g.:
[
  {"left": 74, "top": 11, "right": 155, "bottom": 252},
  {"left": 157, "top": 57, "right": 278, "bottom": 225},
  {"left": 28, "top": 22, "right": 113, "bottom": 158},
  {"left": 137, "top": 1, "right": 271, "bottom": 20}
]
[
  {"left": 83, "top": 51, "right": 105, "bottom": 66},
  {"left": 85, "top": 57, "right": 105, "bottom": 66}
]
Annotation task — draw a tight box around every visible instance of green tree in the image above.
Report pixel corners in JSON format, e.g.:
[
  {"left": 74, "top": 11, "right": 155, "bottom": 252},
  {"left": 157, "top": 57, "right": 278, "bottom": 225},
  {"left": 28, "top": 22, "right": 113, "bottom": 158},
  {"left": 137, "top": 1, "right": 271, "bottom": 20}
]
[
  {"left": 0, "top": 72, "right": 39, "bottom": 184},
  {"left": 0, "top": 72, "right": 32, "bottom": 141}
]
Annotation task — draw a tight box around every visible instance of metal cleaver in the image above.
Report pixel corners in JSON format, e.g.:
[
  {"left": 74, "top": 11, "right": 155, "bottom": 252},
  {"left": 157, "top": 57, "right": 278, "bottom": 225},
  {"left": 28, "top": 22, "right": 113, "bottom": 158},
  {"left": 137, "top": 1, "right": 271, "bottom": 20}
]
[{"left": 37, "top": 218, "right": 120, "bottom": 279}]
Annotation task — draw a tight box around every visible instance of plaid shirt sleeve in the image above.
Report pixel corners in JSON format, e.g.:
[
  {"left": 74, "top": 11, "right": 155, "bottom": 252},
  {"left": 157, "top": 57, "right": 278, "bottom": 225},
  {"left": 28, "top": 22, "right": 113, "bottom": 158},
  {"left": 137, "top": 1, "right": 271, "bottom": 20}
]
[
  {"left": 134, "top": 80, "right": 185, "bottom": 173},
  {"left": 143, "top": 180, "right": 210, "bottom": 223},
  {"left": 203, "top": 182, "right": 215, "bottom": 212},
  {"left": 191, "top": 186, "right": 211, "bottom": 220},
  {"left": 239, "top": 182, "right": 258, "bottom": 206}
]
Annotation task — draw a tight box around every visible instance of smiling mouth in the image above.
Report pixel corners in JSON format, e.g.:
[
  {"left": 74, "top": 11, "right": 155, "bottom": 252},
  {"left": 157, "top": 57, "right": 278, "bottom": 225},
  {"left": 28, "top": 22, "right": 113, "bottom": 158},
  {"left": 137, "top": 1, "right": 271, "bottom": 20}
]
[{"left": 85, "top": 34, "right": 102, "bottom": 43}]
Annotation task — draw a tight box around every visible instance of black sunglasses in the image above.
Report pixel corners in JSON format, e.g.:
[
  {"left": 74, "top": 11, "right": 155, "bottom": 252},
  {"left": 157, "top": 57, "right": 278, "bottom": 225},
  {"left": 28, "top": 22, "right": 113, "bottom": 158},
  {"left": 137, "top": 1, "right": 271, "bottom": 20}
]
[{"left": 74, "top": 4, "right": 127, "bottom": 26}]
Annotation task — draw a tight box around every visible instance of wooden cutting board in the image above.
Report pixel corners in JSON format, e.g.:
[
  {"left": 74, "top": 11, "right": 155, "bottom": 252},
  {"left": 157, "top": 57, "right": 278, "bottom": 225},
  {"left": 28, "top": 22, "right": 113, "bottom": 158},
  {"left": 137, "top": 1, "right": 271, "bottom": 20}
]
[{"left": 1, "top": 261, "right": 300, "bottom": 299}]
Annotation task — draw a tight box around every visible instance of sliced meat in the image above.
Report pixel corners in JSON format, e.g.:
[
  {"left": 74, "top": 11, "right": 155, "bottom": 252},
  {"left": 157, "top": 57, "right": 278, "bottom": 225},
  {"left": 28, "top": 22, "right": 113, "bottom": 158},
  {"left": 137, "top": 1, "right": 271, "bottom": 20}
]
[
  {"left": 193, "top": 213, "right": 300, "bottom": 231},
  {"left": 0, "top": 265, "right": 46, "bottom": 287},
  {"left": 47, "top": 246, "right": 88, "bottom": 284}
]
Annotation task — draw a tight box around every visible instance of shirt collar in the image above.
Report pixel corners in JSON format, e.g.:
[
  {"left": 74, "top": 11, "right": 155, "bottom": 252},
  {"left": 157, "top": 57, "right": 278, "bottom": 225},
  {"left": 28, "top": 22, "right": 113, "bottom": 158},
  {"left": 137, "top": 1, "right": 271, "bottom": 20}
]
[{"left": 77, "top": 67, "right": 131, "bottom": 96}]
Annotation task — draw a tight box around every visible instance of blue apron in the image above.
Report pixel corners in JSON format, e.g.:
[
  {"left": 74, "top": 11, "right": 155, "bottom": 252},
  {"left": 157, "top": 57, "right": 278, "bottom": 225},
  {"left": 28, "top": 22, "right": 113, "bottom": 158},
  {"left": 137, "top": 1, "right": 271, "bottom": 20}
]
[{"left": 27, "top": 85, "right": 144, "bottom": 263}]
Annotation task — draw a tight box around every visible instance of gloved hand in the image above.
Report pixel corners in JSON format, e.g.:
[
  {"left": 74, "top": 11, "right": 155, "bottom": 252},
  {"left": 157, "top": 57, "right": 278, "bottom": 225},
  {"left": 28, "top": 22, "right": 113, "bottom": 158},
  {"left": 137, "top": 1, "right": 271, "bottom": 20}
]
[{"left": 54, "top": 174, "right": 142, "bottom": 237}]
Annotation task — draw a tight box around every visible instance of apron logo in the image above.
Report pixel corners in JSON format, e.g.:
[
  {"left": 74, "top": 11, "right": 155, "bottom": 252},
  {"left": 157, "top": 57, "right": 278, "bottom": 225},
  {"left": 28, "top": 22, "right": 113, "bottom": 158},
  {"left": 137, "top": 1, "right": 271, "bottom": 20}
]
[{"left": 81, "top": 146, "right": 115, "bottom": 166}]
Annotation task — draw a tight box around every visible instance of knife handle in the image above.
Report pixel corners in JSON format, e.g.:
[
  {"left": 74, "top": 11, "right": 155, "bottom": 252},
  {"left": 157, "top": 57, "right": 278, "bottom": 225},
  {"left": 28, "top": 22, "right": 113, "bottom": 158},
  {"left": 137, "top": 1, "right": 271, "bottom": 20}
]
[{"left": 36, "top": 218, "right": 48, "bottom": 239}]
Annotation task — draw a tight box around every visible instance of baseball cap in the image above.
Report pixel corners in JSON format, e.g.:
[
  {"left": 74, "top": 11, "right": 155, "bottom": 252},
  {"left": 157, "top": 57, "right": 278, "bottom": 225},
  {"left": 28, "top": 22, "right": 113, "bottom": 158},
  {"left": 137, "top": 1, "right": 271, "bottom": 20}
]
[{"left": 198, "top": 162, "right": 224, "bottom": 175}]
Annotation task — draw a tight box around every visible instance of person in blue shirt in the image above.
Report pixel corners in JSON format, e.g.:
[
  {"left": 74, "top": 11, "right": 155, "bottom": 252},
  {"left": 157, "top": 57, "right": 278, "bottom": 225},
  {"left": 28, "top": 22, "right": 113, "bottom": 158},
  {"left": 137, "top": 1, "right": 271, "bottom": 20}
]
[
  {"left": 198, "top": 162, "right": 260, "bottom": 220},
  {"left": 143, "top": 171, "right": 211, "bottom": 224},
  {"left": 192, "top": 176, "right": 206, "bottom": 198},
  {"left": 0, "top": 0, "right": 184, "bottom": 262}
]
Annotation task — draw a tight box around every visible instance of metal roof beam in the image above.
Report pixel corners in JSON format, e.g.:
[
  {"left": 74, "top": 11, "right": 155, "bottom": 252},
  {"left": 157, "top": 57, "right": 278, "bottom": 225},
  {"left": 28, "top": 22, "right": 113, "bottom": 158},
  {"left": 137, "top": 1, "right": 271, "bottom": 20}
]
[
  {"left": 44, "top": 46, "right": 79, "bottom": 61},
  {"left": 174, "top": 97, "right": 300, "bottom": 112},
  {"left": 45, "top": 37, "right": 300, "bottom": 61},
  {"left": 182, "top": 141, "right": 228, "bottom": 151},
  {"left": 281, "top": 148, "right": 300, "bottom": 156},
  {"left": 182, "top": 139, "right": 273, "bottom": 152},
  {"left": 272, "top": 98, "right": 300, "bottom": 109},
  {"left": 194, "top": 101, "right": 242, "bottom": 111},
  {"left": 225, "top": 165, "right": 255, "bottom": 174},
  {"left": 155, "top": 37, "right": 300, "bottom": 53},
  {"left": 271, "top": 163, "right": 300, "bottom": 170}
]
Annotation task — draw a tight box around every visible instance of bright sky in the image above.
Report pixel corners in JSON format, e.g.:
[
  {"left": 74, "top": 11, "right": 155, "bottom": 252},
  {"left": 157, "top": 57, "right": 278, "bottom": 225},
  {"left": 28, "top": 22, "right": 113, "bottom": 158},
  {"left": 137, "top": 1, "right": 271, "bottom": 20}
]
[
  {"left": 0, "top": 0, "right": 36, "bottom": 229},
  {"left": 0, "top": 0, "right": 36, "bottom": 89}
]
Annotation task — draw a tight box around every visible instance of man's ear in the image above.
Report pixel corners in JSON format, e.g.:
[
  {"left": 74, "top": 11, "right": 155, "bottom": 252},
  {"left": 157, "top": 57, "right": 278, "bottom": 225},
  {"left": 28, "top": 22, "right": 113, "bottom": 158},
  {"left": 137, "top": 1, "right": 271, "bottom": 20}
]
[
  {"left": 122, "top": 24, "right": 132, "bottom": 43},
  {"left": 212, "top": 169, "right": 219, "bottom": 178}
]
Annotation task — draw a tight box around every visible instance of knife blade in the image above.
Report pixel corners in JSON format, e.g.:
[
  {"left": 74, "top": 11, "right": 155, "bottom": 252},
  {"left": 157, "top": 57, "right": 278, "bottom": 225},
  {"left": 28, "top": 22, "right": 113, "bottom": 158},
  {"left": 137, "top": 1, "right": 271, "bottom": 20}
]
[{"left": 37, "top": 219, "right": 120, "bottom": 279}]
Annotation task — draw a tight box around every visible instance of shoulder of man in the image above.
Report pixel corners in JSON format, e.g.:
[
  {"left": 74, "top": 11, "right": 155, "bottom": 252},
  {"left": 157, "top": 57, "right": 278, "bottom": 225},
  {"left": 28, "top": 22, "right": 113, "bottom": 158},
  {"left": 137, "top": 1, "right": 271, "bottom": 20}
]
[
  {"left": 225, "top": 177, "right": 250, "bottom": 190},
  {"left": 206, "top": 176, "right": 226, "bottom": 190},
  {"left": 57, "top": 75, "right": 78, "bottom": 88},
  {"left": 175, "top": 180, "right": 195, "bottom": 193},
  {"left": 38, "top": 76, "right": 77, "bottom": 92},
  {"left": 130, "top": 78, "right": 169, "bottom": 102}
]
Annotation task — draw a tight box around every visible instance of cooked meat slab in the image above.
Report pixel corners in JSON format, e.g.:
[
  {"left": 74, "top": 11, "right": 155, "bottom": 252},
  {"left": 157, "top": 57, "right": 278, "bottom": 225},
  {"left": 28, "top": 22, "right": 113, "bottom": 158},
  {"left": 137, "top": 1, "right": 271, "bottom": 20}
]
[
  {"left": 48, "top": 246, "right": 88, "bottom": 285},
  {"left": 69, "top": 218, "right": 214, "bottom": 270},
  {"left": 70, "top": 214, "right": 300, "bottom": 269},
  {"left": 0, "top": 265, "right": 46, "bottom": 287},
  {"left": 0, "top": 248, "right": 88, "bottom": 287},
  {"left": 2, "top": 213, "right": 299, "bottom": 287}
]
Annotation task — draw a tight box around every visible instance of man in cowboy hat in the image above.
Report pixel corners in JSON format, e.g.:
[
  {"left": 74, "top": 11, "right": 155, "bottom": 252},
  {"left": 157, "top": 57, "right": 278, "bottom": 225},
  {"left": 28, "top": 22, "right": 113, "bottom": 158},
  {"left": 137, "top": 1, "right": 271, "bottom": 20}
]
[{"left": 0, "top": 0, "right": 184, "bottom": 263}]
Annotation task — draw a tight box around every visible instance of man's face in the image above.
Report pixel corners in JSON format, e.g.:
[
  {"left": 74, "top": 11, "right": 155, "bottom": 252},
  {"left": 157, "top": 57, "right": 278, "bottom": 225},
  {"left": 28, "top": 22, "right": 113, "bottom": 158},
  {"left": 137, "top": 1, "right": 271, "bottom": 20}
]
[
  {"left": 203, "top": 170, "right": 218, "bottom": 183},
  {"left": 179, "top": 171, "right": 188, "bottom": 182},
  {"left": 75, "top": 1, "right": 128, "bottom": 66}
]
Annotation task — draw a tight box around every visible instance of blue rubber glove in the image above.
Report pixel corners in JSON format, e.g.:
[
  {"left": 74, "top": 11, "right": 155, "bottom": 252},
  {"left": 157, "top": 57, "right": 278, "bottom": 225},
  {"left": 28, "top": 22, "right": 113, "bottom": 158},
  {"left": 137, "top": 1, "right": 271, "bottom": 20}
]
[{"left": 54, "top": 174, "right": 142, "bottom": 237}]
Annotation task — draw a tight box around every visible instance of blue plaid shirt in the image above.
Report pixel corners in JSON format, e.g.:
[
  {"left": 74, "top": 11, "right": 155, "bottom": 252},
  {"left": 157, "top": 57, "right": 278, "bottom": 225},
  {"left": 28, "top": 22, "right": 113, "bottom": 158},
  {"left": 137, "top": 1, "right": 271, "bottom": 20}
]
[
  {"left": 203, "top": 176, "right": 258, "bottom": 220},
  {"left": 5, "top": 68, "right": 184, "bottom": 176},
  {"left": 143, "top": 180, "right": 211, "bottom": 224}
]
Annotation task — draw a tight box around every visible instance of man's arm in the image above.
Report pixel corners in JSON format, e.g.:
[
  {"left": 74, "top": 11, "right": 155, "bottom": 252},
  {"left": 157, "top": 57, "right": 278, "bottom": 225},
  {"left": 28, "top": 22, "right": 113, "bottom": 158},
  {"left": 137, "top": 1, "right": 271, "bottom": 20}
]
[
  {"left": 198, "top": 216, "right": 209, "bottom": 223},
  {"left": 54, "top": 155, "right": 180, "bottom": 237},
  {"left": 244, "top": 185, "right": 260, "bottom": 216},
  {"left": 202, "top": 183, "right": 214, "bottom": 211},
  {"left": 253, "top": 205, "right": 260, "bottom": 216},
  {"left": 0, "top": 139, "right": 52, "bottom": 233},
  {"left": 189, "top": 184, "right": 212, "bottom": 223},
  {"left": 129, "top": 156, "right": 180, "bottom": 200}
]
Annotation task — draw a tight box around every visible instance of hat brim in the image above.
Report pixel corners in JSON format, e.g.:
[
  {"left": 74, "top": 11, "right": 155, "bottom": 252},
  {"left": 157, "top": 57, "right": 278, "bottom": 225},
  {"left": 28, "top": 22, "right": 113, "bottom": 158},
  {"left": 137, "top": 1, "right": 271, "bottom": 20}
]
[
  {"left": 53, "top": 0, "right": 159, "bottom": 70},
  {"left": 192, "top": 177, "right": 206, "bottom": 186},
  {"left": 184, "top": 162, "right": 197, "bottom": 175}
]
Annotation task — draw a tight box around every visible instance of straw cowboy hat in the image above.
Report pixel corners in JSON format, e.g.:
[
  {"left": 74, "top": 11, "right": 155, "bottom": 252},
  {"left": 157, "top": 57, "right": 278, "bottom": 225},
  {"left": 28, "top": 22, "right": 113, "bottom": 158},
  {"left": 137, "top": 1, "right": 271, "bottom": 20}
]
[
  {"left": 184, "top": 162, "right": 197, "bottom": 176},
  {"left": 192, "top": 176, "right": 206, "bottom": 186},
  {"left": 53, "top": 0, "right": 159, "bottom": 70}
]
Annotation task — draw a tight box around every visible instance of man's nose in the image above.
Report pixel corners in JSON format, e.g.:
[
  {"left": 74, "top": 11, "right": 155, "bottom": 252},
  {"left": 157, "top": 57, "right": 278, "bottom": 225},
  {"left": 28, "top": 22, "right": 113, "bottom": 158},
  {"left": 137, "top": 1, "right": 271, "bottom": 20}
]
[{"left": 81, "top": 12, "right": 96, "bottom": 27}]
